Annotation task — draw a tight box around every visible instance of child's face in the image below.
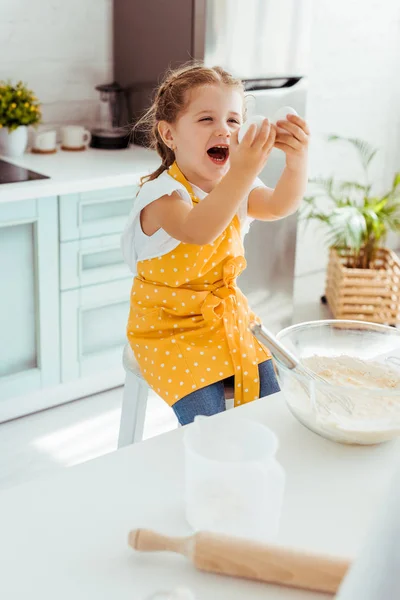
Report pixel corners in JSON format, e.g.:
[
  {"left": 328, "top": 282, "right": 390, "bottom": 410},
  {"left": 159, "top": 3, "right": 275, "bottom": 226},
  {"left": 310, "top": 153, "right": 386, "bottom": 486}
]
[{"left": 164, "top": 84, "right": 243, "bottom": 190}]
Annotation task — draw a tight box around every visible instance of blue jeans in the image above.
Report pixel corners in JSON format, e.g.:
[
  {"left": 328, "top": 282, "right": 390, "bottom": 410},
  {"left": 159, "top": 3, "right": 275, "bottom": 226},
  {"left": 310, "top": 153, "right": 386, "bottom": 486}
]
[{"left": 172, "top": 359, "right": 280, "bottom": 425}]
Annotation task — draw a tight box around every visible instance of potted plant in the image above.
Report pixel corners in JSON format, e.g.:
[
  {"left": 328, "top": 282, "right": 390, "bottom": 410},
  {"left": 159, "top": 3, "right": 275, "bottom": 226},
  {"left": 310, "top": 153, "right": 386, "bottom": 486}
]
[
  {"left": 0, "top": 80, "right": 41, "bottom": 157},
  {"left": 302, "top": 135, "right": 400, "bottom": 324}
]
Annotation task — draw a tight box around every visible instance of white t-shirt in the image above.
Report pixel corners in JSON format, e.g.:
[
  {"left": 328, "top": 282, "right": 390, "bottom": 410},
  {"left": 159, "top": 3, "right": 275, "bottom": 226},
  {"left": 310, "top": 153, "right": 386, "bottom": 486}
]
[{"left": 121, "top": 170, "right": 264, "bottom": 275}]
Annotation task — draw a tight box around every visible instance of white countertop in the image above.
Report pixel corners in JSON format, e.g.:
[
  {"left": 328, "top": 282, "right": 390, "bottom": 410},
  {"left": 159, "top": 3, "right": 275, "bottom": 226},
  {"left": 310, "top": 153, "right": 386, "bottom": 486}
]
[
  {"left": 0, "top": 393, "right": 398, "bottom": 600},
  {"left": 0, "top": 145, "right": 161, "bottom": 203}
]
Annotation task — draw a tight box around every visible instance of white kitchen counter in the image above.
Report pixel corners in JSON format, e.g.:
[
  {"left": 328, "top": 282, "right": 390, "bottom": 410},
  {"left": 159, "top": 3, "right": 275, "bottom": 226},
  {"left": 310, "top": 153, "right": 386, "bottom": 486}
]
[
  {"left": 0, "top": 393, "right": 398, "bottom": 600},
  {"left": 0, "top": 145, "right": 161, "bottom": 203}
]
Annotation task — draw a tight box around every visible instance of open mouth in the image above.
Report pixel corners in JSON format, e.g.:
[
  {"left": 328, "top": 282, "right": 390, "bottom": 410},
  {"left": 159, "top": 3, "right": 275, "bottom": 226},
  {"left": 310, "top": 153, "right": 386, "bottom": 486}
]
[{"left": 207, "top": 145, "right": 229, "bottom": 165}]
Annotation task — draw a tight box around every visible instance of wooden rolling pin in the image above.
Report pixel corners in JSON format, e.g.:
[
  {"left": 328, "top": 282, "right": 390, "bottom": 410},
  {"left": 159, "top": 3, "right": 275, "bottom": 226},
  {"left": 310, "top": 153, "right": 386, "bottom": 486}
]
[{"left": 128, "top": 529, "right": 351, "bottom": 595}]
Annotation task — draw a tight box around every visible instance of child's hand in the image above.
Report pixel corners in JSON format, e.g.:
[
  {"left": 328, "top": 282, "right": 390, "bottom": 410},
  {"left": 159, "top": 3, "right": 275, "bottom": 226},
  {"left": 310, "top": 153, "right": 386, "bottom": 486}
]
[
  {"left": 274, "top": 114, "right": 310, "bottom": 172},
  {"left": 230, "top": 118, "right": 276, "bottom": 179}
]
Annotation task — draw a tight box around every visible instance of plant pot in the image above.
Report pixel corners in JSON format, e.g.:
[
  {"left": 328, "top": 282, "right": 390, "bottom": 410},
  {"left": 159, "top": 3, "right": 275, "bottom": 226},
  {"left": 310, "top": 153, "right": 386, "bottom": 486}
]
[
  {"left": 325, "top": 247, "right": 400, "bottom": 325},
  {"left": 0, "top": 125, "right": 28, "bottom": 157}
]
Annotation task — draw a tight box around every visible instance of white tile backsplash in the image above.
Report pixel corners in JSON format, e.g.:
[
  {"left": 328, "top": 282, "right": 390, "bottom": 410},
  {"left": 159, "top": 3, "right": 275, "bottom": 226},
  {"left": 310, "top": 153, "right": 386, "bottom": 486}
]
[{"left": 0, "top": 0, "right": 112, "bottom": 130}]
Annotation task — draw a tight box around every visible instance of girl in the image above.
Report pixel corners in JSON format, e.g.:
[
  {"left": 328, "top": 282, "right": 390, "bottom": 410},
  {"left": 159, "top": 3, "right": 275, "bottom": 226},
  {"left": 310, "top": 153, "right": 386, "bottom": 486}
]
[{"left": 121, "top": 63, "right": 309, "bottom": 425}]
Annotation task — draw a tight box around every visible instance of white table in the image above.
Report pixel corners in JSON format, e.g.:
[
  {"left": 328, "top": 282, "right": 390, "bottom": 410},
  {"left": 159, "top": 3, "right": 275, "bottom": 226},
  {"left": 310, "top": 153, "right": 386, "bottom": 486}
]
[{"left": 0, "top": 393, "right": 398, "bottom": 600}]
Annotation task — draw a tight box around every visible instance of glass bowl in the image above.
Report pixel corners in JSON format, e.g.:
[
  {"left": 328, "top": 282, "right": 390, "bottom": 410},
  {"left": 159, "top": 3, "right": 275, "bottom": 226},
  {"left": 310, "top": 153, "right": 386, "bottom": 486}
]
[{"left": 275, "top": 320, "right": 400, "bottom": 445}]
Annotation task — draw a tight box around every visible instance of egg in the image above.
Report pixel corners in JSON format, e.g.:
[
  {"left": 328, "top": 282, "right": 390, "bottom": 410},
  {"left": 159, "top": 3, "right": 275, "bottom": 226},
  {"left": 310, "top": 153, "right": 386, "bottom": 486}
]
[
  {"left": 238, "top": 107, "right": 299, "bottom": 143},
  {"left": 272, "top": 106, "right": 299, "bottom": 132},
  {"left": 238, "top": 115, "right": 265, "bottom": 143}
]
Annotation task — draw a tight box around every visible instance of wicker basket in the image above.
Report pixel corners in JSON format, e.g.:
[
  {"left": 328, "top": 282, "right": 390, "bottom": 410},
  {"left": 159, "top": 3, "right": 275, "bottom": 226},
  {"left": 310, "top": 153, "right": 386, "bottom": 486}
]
[{"left": 325, "top": 247, "right": 400, "bottom": 325}]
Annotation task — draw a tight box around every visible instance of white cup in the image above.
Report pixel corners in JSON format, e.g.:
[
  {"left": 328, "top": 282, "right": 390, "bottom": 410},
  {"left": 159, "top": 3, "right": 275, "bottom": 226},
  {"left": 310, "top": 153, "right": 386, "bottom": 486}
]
[
  {"left": 61, "top": 125, "right": 91, "bottom": 150},
  {"left": 33, "top": 130, "right": 57, "bottom": 152},
  {"left": 184, "top": 415, "right": 285, "bottom": 542}
]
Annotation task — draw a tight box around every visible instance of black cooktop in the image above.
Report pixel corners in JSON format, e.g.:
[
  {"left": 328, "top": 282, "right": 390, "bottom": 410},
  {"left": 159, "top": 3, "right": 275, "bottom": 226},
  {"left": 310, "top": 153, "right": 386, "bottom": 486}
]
[{"left": 0, "top": 158, "right": 49, "bottom": 184}]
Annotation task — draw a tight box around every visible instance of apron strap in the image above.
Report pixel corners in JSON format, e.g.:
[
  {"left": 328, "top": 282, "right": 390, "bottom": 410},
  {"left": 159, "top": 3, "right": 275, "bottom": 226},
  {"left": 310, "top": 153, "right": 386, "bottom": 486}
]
[{"left": 168, "top": 162, "right": 199, "bottom": 204}]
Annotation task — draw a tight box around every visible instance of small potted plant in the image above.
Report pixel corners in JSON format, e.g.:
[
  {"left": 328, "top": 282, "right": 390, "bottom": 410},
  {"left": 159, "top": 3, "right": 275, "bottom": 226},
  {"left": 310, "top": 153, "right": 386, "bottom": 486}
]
[
  {"left": 0, "top": 80, "right": 41, "bottom": 157},
  {"left": 302, "top": 135, "right": 400, "bottom": 324}
]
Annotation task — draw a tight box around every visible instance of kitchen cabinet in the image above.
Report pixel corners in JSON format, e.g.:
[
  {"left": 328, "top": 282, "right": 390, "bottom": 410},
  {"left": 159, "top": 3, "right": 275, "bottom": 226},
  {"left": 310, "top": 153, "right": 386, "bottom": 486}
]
[
  {"left": 58, "top": 185, "right": 136, "bottom": 384},
  {"left": 60, "top": 278, "right": 132, "bottom": 381},
  {"left": 59, "top": 185, "right": 138, "bottom": 241},
  {"left": 59, "top": 233, "right": 131, "bottom": 290},
  {"left": 0, "top": 187, "right": 137, "bottom": 420},
  {"left": 0, "top": 197, "right": 60, "bottom": 404},
  {"left": 0, "top": 145, "right": 158, "bottom": 421}
]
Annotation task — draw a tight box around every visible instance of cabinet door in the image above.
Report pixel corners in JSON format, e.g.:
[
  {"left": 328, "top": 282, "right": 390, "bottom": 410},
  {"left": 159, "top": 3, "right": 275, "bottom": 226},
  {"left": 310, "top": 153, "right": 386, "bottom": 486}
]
[
  {"left": 60, "top": 278, "right": 132, "bottom": 381},
  {"left": 59, "top": 185, "right": 138, "bottom": 241},
  {"left": 60, "top": 233, "right": 131, "bottom": 290},
  {"left": 0, "top": 197, "right": 60, "bottom": 403}
]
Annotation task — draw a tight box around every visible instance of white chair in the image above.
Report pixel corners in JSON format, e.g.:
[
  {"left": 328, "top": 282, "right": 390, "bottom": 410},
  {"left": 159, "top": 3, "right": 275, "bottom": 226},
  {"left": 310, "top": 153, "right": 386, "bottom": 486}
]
[
  {"left": 118, "top": 344, "right": 149, "bottom": 447},
  {"left": 118, "top": 344, "right": 235, "bottom": 447}
]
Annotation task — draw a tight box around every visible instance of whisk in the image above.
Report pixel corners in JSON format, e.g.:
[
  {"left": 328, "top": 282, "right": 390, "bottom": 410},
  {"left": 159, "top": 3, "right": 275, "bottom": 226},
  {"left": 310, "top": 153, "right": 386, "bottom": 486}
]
[{"left": 249, "top": 321, "right": 355, "bottom": 415}]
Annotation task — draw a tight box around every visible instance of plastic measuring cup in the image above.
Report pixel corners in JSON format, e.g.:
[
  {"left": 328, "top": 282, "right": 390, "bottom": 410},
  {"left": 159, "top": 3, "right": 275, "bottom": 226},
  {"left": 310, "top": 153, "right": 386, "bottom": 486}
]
[{"left": 183, "top": 415, "right": 285, "bottom": 542}]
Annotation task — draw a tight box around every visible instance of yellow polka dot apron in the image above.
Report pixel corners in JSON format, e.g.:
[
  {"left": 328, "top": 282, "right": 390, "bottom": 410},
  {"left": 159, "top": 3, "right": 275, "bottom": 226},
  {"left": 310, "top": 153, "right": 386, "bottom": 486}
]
[{"left": 127, "top": 162, "right": 271, "bottom": 407}]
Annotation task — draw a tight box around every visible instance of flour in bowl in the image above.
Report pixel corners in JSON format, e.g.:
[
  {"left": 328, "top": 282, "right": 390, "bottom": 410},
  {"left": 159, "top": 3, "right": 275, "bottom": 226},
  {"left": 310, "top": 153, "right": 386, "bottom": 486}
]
[
  {"left": 284, "top": 355, "right": 400, "bottom": 444},
  {"left": 302, "top": 355, "right": 400, "bottom": 390}
]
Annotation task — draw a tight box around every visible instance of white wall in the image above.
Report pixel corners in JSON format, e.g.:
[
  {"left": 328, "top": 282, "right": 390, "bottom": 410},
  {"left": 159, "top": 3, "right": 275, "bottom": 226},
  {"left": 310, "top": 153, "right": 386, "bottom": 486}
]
[
  {"left": 295, "top": 0, "right": 400, "bottom": 276},
  {"left": 0, "top": 0, "right": 112, "bottom": 131}
]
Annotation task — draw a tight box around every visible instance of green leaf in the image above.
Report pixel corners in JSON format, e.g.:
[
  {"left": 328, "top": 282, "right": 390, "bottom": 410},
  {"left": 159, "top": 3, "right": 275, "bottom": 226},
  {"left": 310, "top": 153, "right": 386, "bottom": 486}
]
[
  {"left": 338, "top": 181, "right": 371, "bottom": 195},
  {"left": 313, "top": 206, "right": 366, "bottom": 251},
  {"left": 302, "top": 136, "right": 400, "bottom": 263},
  {"left": 308, "top": 176, "right": 340, "bottom": 202},
  {"left": 0, "top": 79, "right": 41, "bottom": 128},
  {"left": 365, "top": 198, "right": 388, "bottom": 213},
  {"left": 363, "top": 207, "right": 379, "bottom": 222},
  {"left": 302, "top": 195, "right": 318, "bottom": 205},
  {"left": 392, "top": 172, "right": 400, "bottom": 191},
  {"left": 328, "top": 135, "right": 377, "bottom": 171}
]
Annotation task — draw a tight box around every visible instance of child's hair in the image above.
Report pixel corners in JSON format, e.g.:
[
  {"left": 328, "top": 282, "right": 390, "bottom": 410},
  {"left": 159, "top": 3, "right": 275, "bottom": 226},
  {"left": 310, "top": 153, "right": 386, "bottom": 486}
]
[{"left": 135, "top": 62, "right": 245, "bottom": 185}]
